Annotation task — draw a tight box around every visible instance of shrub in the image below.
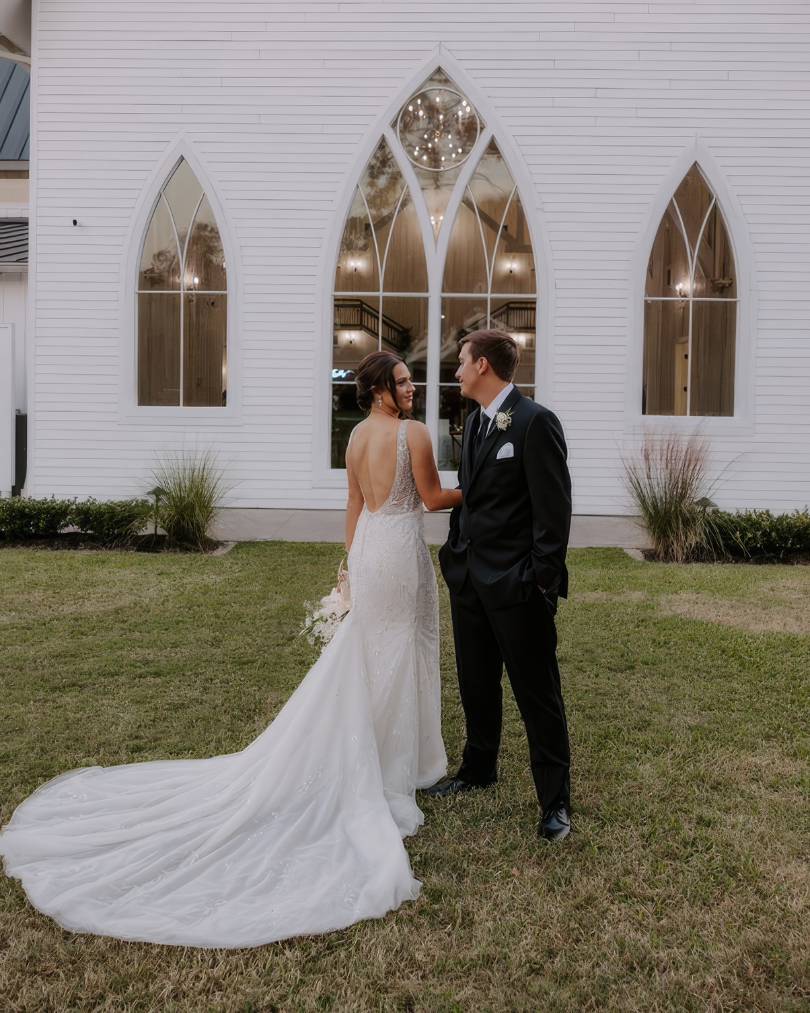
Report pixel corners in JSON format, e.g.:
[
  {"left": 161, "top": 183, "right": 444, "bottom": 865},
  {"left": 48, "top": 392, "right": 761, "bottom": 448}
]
[
  {"left": 70, "top": 498, "right": 152, "bottom": 546},
  {"left": 624, "top": 433, "right": 720, "bottom": 562},
  {"left": 152, "top": 452, "right": 225, "bottom": 548},
  {"left": 714, "top": 509, "right": 810, "bottom": 562},
  {"left": 0, "top": 497, "right": 75, "bottom": 540}
]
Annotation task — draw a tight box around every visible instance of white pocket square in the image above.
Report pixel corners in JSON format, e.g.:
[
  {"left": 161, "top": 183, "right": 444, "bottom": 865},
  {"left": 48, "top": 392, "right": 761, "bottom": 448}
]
[{"left": 496, "top": 442, "right": 514, "bottom": 460}]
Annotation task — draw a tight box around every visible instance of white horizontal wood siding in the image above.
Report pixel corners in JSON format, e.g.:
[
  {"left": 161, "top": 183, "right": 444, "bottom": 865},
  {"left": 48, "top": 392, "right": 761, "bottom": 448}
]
[{"left": 27, "top": 0, "right": 810, "bottom": 513}]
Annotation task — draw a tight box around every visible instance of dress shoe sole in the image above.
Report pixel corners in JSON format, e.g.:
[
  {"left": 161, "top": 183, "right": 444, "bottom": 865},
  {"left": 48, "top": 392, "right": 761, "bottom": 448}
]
[{"left": 538, "top": 823, "right": 570, "bottom": 842}]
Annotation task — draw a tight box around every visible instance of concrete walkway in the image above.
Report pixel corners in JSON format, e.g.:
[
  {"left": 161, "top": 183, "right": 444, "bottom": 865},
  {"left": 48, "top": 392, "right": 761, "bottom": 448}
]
[{"left": 212, "top": 509, "right": 649, "bottom": 549}]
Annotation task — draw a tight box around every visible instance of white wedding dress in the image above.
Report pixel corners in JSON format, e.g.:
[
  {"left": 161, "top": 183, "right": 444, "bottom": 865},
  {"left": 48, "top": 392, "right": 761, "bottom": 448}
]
[{"left": 0, "top": 420, "right": 447, "bottom": 948}]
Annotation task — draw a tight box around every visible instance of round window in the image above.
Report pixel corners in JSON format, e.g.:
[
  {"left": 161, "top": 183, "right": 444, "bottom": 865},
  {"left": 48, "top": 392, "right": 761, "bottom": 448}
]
[{"left": 397, "top": 87, "right": 480, "bottom": 172}]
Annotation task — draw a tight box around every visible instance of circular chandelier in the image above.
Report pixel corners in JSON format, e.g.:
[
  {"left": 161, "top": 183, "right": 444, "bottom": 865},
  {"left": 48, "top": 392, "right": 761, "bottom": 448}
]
[{"left": 397, "top": 87, "right": 480, "bottom": 172}]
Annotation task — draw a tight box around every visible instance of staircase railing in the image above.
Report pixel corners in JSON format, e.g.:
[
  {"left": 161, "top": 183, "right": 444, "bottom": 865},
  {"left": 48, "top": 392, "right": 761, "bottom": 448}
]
[
  {"left": 334, "top": 299, "right": 411, "bottom": 352},
  {"left": 461, "top": 300, "right": 535, "bottom": 337}
]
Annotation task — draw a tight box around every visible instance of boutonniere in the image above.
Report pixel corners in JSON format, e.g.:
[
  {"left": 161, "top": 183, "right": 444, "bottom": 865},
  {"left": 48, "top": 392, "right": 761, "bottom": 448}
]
[{"left": 494, "top": 407, "right": 514, "bottom": 432}]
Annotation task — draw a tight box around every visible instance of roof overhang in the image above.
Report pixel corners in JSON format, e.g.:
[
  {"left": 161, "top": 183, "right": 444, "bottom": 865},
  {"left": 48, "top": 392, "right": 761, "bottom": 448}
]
[{"left": 0, "top": 0, "right": 30, "bottom": 62}]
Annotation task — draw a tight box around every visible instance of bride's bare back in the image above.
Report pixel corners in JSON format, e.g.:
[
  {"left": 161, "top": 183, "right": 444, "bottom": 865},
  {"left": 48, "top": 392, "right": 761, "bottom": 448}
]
[
  {"left": 346, "top": 416, "right": 401, "bottom": 513},
  {"left": 343, "top": 404, "right": 461, "bottom": 551}
]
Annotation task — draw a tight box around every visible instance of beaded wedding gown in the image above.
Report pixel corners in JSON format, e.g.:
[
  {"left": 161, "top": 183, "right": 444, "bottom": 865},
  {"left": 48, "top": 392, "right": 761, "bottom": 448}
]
[{"left": 0, "top": 420, "right": 447, "bottom": 948}]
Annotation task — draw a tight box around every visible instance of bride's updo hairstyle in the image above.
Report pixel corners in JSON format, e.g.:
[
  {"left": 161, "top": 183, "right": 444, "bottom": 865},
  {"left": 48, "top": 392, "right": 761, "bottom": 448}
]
[{"left": 355, "top": 350, "right": 407, "bottom": 415}]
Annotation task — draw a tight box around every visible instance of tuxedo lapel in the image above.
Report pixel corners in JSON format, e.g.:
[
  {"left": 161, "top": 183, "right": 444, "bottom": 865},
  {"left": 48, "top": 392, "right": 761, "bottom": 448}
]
[{"left": 468, "top": 387, "right": 523, "bottom": 490}]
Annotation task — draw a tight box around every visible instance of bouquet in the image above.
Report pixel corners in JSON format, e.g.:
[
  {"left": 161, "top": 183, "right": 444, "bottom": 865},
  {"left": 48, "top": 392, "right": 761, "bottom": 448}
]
[{"left": 300, "top": 559, "right": 351, "bottom": 649}]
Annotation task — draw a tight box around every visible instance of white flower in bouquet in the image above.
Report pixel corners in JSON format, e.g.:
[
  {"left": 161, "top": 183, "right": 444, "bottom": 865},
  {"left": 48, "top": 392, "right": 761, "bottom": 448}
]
[{"left": 300, "top": 562, "right": 351, "bottom": 650}]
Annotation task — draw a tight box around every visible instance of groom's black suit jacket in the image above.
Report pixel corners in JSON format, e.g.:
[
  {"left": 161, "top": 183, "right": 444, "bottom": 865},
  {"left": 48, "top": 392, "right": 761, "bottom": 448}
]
[{"left": 439, "top": 386, "right": 572, "bottom": 610}]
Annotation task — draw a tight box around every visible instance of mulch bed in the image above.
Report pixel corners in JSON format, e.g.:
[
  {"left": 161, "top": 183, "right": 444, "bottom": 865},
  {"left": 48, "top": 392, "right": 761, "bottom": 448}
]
[{"left": 641, "top": 548, "right": 810, "bottom": 565}]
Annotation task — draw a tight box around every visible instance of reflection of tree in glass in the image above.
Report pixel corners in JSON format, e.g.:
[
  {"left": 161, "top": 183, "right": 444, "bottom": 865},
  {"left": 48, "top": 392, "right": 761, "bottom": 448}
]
[
  {"left": 339, "top": 216, "right": 371, "bottom": 258},
  {"left": 141, "top": 222, "right": 224, "bottom": 289},
  {"left": 338, "top": 143, "right": 405, "bottom": 267},
  {"left": 141, "top": 242, "right": 179, "bottom": 289},
  {"left": 187, "top": 221, "right": 225, "bottom": 280},
  {"left": 363, "top": 142, "right": 404, "bottom": 225}
]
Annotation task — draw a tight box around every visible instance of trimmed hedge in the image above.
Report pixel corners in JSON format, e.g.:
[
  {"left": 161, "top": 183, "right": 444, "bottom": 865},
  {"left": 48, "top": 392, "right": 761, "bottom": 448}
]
[
  {"left": 70, "top": 499, "right": 152, "bottom": 546},
  {"left": 0, "top": 497, "right": 75, "bottom": 540},
  {"left": 713, "top": 509, "right": 810, "bottom": 562},
  {"left": 0, "top": 496, "right": 151, "bottom": 546}
]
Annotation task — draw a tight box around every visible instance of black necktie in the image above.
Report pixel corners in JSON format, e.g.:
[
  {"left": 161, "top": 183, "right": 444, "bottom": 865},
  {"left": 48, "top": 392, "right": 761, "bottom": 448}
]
[{"left": 473, "top": 412, "right": 489, "bottom": 459}]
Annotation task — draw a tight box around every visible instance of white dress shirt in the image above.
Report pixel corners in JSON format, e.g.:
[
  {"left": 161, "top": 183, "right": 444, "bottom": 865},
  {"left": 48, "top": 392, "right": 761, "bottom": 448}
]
[{"left": 478, "top": 383, "right": 515, "bottom": 437}]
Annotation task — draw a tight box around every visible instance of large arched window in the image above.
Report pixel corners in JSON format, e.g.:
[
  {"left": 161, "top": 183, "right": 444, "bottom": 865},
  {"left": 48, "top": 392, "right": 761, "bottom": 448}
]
[
  {"left": 332, "top": 139, "right": 428, "bottom": 461},
  {"left": 331, "top": 68, "right": 538, "bottom": 468},
  {"left": 137, "top": 159, "right": 227, "bottom": 407},
  {"left": 643, "top": 163, "right": 736, "bottom": 416}
]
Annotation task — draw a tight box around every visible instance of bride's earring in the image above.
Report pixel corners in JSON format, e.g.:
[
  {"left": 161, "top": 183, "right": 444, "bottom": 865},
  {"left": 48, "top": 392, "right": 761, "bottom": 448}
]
[{"left": 376, "top": 397, "right": 383, "bottom": 408}]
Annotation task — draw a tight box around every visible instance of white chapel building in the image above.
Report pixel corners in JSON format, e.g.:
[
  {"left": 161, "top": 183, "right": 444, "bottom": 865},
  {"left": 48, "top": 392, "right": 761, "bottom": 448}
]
[{"left": 2, "top": 1, "right": 810, "bottom": 514}]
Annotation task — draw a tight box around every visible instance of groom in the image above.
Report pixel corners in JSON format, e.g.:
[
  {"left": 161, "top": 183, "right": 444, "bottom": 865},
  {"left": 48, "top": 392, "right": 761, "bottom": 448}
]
[{"left": 432, "top": 329, "right": 573, "bottom": 842}]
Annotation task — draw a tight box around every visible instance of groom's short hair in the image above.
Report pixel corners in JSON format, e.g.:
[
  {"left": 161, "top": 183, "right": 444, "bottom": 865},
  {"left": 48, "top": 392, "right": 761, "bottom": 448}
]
[{"left": 460, "top": 329, "right": 520, "bottom": 382}]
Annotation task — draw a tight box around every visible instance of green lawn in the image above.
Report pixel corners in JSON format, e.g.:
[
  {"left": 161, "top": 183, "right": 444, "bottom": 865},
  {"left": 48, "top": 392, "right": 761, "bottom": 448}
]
[{"left": 0, "top": 545, "right": 807, "bottom": 1012}]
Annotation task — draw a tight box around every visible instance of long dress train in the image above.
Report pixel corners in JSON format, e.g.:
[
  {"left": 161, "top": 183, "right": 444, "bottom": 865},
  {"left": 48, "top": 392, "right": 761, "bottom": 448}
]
[{"left": 0, "top": 420, "right": 447, "bottom": 948}]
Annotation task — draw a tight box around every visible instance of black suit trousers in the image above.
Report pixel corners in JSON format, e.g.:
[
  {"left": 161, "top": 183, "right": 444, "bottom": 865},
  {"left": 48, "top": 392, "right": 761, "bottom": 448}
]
[{"left": 449, "top": 584, "right": 571, "bottom": 814}]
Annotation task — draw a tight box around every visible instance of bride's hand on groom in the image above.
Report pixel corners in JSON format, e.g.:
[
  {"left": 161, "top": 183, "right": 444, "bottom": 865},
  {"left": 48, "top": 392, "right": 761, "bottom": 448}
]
[{"left": 409, "top": 423, "right": 464, "bottom": 512}]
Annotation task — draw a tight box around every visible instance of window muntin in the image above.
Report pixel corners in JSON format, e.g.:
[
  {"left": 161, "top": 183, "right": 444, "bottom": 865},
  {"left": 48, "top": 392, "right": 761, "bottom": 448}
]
[
  {"left": 137, "top": 159, "right": 227, "bottom": 407},
  {"left": 643, "top": 163, "right": 736, "bottom": 417}
]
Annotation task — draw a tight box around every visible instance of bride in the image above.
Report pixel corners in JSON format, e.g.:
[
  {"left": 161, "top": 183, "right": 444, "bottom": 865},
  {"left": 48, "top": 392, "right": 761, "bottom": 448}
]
[{"left": 0, "top": 351, "right": 461, "bottom": 948}]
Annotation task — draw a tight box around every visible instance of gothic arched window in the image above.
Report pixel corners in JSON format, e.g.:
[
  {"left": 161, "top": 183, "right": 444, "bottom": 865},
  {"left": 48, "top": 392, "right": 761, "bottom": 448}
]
[
  {"left": 643, "top": 163, "right": 736, "bottom": 416},
  {"left": 331, "top": 69, "right": 538, "bottom": 468},
  {"left": 137, "top": 159, "right": 227, "bottom": 407}
]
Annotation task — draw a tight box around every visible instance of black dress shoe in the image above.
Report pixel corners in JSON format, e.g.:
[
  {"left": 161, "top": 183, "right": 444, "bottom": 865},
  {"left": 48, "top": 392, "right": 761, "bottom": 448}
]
[
  {"left": 538, "top": 806, "right": 571, "bottom": 842},
  {"left": 422, "top": 775, "right": 496, "bottom": 798}
]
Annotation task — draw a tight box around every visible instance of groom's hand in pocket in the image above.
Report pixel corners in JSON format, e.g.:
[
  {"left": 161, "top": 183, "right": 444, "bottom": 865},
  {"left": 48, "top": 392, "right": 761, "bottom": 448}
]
[{"left": 537, "top": 586, "right": 558, "bottom": 616}]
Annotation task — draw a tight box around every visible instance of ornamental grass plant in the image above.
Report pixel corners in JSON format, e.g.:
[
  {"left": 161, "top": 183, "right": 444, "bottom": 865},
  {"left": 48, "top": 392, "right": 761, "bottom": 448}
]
[
  {"left": 151, "top": 451, "right": 225, "bottom": 549},
  {"left": 624, "top": 433, "right": 721, "bottom": 562}
]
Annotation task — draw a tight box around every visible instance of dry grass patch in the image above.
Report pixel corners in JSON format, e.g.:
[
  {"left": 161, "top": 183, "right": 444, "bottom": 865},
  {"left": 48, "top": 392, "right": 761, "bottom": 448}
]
[
  {"left": 576, "top": 590, "right": 651, "bottom": 604},
  {"left": 661, "top": 591, "right": 810, "bottom": 635}
]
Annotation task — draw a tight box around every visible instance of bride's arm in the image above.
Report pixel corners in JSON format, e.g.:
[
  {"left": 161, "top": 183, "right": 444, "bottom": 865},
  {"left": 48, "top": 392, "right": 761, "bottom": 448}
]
[
  {"left": 345, "top": 444, "right": 365, "bottom": 551},
  {"left": 408, "top": 422, "right": 463, "bottom": 511}
]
